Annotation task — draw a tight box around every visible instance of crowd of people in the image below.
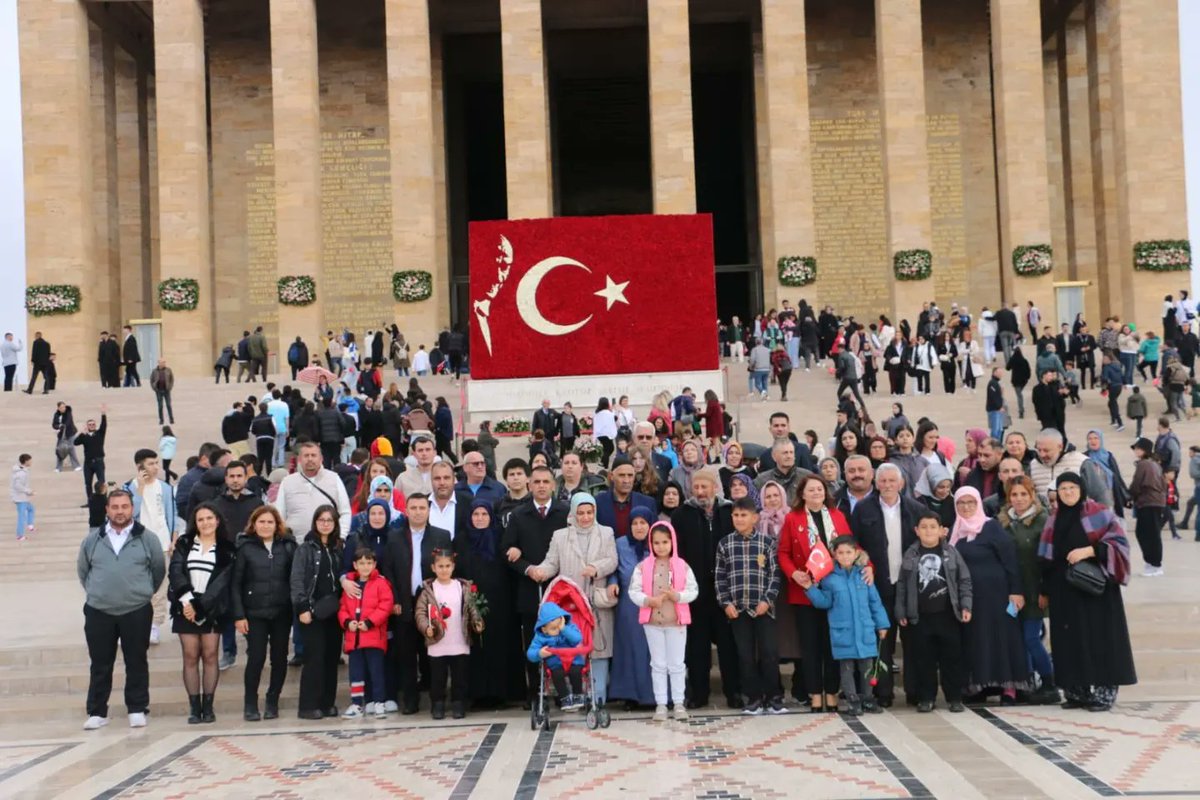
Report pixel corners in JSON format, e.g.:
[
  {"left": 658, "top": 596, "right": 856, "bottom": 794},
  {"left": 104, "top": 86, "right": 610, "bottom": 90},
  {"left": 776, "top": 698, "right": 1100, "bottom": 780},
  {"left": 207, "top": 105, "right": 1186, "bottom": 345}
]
[{"left": 63, "top": 286, "right": 1190, "bottom": 729}]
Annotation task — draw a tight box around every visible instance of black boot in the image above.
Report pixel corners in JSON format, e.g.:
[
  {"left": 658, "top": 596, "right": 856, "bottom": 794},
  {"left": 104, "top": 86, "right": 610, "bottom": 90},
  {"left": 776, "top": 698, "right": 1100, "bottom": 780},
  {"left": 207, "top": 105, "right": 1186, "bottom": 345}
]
[
  {"left": 200, "top": 693, "right": 216, "bottom": 723},
  {"left": 264, "top": 695, "right": 280, "bottom": 720},
  {"left": 187, "top": 694, "right": 202, "bottom": 724},
  {"left": 431, "top": 701, "right": 445, "bottom": 720},
  {"left": 244, "top": 699, "right": 261, "bottom": 722},
  {"left": 451, "top": 701, "right": 465, "bottom": 720}
]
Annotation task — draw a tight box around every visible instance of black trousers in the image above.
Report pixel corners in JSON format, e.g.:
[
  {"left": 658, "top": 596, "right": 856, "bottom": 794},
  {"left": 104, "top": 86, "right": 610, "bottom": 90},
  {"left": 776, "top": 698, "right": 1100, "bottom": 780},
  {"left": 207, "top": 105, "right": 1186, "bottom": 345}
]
[
  {"left": 887, "top": 368, "right": 906, "bottom": 395},
  {"left": 729, "top": 612, "right": 780, "bottom": 703},
  {"left": 597, "top": 436, "right": 614, "bottom": 466},
  {"left": 83, "top": 457, "right": 106, "bottom": 502},
  {"left": 940, "top": 362, "right": 957, "bottom": 393},
  {"left": 244, "top": 612, "right": 290, "bottom": 703},
  {"left": 215, "top": 365, "right": 230, "bottom": 383},
  {"left": 2, "top": 364, "right": 15, "bottom": 391},
  {"left": 548, "top": 663, "right": 583, "bottom": 698},
  {"left": 795, "top": 604, "right": 839, "bottom": 696},
  {"left": 124, "top": 362, "right": 140, "bottom": 387},
  {"left": 256, "top": 438, "right": 275, "bottom": 475},
  {"left": 429, "top": 654, "right": 469, "bottom": 704},
  {"left": 874, "top": 585, "right": 916, "bottom": 702},
  {"left": 911, "top": 610, "right": 963, "bottom": 704},
  {"left": 84, "top": 603, "right": 152, "bottom": 717},
  {"left": 1135, "top": 506, "right": 1163, "bottom": 568},
  {"left": 684, "top": 599, "right": 741, "bottom": 704},
  {"left": 1107, "top": 386, "right": 1123, "bottom": 425},
  {"left": 26, "top": 364, "right": 45, "bottom": 392},
  {"left": 915, "top": 371, "right": 930, "bottom": 393},
  {"left": 777, "top": 370, "right": 792, "bottom": 399},
  {"left": 862, "top": 361, "right": 878, "bottom": 394},
  {"left": 320, "top": 442, "right": 341, "bottom": 469},
  {"left": 559, "top": 438, "right": 575, "bottom": 458},
  {"left": 836, "top": 379, "right": 866, "bottom": 412},
  {"left": 297, "top": 616, "right": 342, "bottom": 712},
  {"left": 388, "top": 605, "right": 423, "bottom": 706}
]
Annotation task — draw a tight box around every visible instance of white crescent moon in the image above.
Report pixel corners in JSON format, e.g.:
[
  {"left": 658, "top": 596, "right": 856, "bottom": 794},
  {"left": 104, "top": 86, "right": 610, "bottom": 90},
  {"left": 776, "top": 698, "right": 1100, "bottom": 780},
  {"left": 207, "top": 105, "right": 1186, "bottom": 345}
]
[{"left": 515, "top": 256, "right": 594, "bottom": 336}]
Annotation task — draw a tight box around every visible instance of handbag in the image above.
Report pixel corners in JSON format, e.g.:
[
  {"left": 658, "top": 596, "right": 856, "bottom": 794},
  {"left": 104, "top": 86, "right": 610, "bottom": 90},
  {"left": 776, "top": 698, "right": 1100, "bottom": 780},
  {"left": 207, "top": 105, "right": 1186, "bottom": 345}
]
[
  {"left": 1066, "top": 559, "right": 1107, "bottom": 596},
  {"left": 590, "top": 578, "right": 618, "bottom": 609},
  {"left": 312, "top": 593, "right": 341, "bottom": 620}
]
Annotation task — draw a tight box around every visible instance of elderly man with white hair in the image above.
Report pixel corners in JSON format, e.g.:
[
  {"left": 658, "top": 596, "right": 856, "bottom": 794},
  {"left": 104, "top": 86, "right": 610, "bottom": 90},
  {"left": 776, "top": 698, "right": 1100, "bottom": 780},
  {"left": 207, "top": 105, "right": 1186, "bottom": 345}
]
[
  {"left": 1029, "top": 428, "right": 1112, "bottom": 507},
  {"left": 632, "top": 421, "right": 673, "bottom": 483},
  {"left": 754, "top": 439, "right": 813, "bottom": 505}
]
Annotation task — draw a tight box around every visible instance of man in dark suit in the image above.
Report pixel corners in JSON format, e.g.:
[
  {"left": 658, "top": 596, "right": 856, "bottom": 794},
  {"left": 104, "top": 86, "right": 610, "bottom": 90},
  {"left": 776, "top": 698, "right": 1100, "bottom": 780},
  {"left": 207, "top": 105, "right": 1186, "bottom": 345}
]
[
  {"left": 531, "top": 400, "right": 560, "bottom": 444},
  {"left": 375, "top": 493, "right": 452, "bottom": 714},
  {"left": 594, "top": 458, "right": 657, "bottom": 538},
  {"left": 121, "top": 326, "right": 141, "bottom": 387},
  {"left": 633, "top": 422, "right": 672, "bottom": 483},
  {"left": 500, "top": 465, "right": 568, "bottom": 705},
  {"left": 428, "top": 462, "right": 472, "bottom": 545},
  {"left": 98, "top": 332, "right": 121, "bottom": 388},
  {"left": 849, "top": 463, "right": 924, "bottom": 707},
  {"left": 25, "top": 331, "right": 51, "bottom": 394}
]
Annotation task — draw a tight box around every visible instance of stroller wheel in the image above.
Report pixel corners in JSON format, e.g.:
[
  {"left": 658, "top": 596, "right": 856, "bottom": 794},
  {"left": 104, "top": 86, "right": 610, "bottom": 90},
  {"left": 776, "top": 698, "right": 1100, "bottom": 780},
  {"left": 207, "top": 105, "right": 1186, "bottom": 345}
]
[
  {"left": 585, "top": 709, "right": 599, "bottom": 730},
  {"left": 542, "top": 712, "right": 552, "bottom": 731},
  {"left": 598, "top": 708, "right": 611, "bottom": 728}
]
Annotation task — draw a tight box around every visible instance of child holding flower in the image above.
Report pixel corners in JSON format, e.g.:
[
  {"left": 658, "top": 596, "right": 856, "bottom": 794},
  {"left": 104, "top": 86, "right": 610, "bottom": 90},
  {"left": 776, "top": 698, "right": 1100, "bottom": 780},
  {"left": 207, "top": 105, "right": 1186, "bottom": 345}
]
[{"left": 416, "top": 549, "right": 486, "bottom": 720}]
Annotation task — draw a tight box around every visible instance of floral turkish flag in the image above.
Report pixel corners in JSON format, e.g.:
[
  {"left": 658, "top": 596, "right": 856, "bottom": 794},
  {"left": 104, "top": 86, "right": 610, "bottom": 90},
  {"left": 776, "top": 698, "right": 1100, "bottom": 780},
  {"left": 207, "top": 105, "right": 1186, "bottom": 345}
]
[{"left": 468, "top": 214, "right": 718, "bottom": 380}]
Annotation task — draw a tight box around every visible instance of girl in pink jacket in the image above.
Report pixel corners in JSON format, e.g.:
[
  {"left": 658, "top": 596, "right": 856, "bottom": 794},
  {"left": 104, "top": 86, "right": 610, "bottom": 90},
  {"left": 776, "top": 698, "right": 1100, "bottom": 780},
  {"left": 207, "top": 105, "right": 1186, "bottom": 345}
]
[{"left": 628, "top": 521, "right": 699, "bottom": 721}]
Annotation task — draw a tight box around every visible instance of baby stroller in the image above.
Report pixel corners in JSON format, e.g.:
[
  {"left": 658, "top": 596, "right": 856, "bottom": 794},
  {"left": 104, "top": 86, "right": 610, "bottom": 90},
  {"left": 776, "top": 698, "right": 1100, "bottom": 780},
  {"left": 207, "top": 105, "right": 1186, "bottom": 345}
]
[{"left": 530, "top": 577, "right": 612, "bottom": 731}]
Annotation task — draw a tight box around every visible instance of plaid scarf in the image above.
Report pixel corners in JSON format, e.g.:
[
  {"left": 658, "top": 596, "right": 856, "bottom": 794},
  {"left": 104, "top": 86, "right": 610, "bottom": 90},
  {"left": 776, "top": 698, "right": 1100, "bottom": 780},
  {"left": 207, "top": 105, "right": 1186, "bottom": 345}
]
[{"left": 1038, "top": 499, "right": 1130, "bottom": 585}]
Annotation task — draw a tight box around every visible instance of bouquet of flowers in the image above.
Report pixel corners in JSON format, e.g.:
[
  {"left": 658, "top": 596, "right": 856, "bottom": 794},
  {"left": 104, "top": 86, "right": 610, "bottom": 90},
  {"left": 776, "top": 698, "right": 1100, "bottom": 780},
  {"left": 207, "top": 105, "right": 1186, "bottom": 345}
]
[
  {"left": 777, "top": 255, "right": 817, "bottom": 287},
  {"left": 1012, "top": 244, "right": 1053, "bottom": 277},
  {"left": 25, "top": 284, "right": 81, "bottom": 317},
  {"left": 1134, "top": 240, "right": 1192, "bottom": 272},
  {"left": 392, "top": 270, "right": 433, "bottom": 302},
  {"left": 574, "top": 436, "right": 603, "bottom": 464},
  {"left": 578, "top": 414, "right": 594, "bottom": 433},
  {"left": 277, "top": 275, "right": 316, "bottom": 306},
  {"left": 893, "top": 249, "right": 932, "bottom": 281},
  {"left": 494, "top": 416, "right": 530, "bottom": 434},
  {"left": 158, "top": 278, "right": 200, "bottom": 311}
]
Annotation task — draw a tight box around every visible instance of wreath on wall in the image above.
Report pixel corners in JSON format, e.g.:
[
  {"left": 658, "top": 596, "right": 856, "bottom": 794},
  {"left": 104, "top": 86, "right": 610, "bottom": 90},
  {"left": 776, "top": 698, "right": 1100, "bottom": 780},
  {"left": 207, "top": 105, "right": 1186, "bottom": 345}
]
[
  {"left": 1012, "top": 244, "right": 1053, "bottom": 277},
  {"left": 277, "top": 275, "right": 317, "bottom": 306},
  {"left": 393, "top": 270, "right": 433, "bottom": 302},
  {"left": 777, "top": 256, "right": 817, "bottom": 287},
  {"left": 158, "top": 278, "right": 200, "bottom": 311},
  {"left": 25, "top": 284, "right": 81, "bottom": 317},
  {"left": 1134, "top": 240, "right": 1191, "bottom": 272},
  {"left": 893, "top": 249, "right": 932, "bottom": 281}
]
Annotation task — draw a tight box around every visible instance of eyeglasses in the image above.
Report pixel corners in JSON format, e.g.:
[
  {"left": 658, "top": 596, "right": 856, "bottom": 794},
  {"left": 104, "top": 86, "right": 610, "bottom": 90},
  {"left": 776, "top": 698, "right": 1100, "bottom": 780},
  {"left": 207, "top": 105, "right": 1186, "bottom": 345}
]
[{"left": 635, "top": 434, "right": 654, "bottom": 441}]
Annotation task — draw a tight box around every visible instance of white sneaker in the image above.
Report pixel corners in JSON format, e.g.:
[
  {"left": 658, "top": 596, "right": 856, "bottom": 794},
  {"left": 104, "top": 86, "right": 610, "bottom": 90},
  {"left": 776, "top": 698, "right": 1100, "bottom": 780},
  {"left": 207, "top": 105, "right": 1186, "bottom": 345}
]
[
  {"left": 149, "top": 625, "right": 160, "bottom": 646},
  {"left": 673, "top": 706, "right": 689, "bottom": 721},
  {"left": 384, "top": 700, "right": 399, "bottom": 713},
  {"left": 1143, "top": 566, "right": 1165, "bottom": 577},
  {"left": 128, "top": 712, "right": 147, "bottom": 728},
  {"left": 653, "top": 705, "right": 668, "bottom": 722},
  {"left": 373, "top": 704, "right": 387, "bottom": 719},
  {"left": 364, "top": 702, "right": 376, "bottom": 714},
  {"left": 83, "top": 716, "right": 108, "bottom": 730},
  {"left": 341, "top": 704, "right": 363, "bottom": 719},
  {"left": 74, "top": 466, "right": 83, "bottom": 472},
  {"left": 55, "top": 468, "right": 61, "bottom": 473}
]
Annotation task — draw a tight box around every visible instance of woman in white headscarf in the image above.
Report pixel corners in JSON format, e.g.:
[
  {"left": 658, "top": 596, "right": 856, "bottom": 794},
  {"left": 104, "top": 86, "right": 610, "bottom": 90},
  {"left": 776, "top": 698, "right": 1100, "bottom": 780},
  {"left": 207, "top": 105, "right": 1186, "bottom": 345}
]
[{"left": 529, "top": 493, "right": 619, "bottom": 705}]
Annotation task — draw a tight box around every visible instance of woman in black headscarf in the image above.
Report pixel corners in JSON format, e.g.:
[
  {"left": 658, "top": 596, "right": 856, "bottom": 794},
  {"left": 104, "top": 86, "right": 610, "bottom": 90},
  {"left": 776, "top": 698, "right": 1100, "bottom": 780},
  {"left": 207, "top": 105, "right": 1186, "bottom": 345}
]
[
  {"left": 459, "top": 499, "right": 524, "bottom": 707},
  {"left": 1039, "top": 473, "right": 1136, "bottom": 711}
]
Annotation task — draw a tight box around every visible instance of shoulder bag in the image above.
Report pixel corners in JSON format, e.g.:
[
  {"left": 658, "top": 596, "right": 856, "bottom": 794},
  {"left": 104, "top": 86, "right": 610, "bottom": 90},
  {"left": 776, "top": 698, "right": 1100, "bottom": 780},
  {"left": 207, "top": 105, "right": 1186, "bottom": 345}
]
[{"left": 1065, "top": 559, "right": 1107, "bottom": 596}]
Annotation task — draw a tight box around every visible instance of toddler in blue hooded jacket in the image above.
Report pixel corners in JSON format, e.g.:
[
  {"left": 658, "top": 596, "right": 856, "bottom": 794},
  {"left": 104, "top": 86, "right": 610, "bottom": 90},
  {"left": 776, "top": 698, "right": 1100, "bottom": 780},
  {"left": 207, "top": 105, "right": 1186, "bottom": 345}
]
[{"left": 527, "top": 601, "right": 586, "bottom": 711}]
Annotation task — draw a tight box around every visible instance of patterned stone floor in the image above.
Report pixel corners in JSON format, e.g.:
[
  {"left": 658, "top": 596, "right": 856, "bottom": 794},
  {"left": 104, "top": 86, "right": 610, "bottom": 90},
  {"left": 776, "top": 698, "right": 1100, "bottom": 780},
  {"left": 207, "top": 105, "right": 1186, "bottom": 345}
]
[{"left": 2, "top": 701, "right": 1198, "bottom": 799}]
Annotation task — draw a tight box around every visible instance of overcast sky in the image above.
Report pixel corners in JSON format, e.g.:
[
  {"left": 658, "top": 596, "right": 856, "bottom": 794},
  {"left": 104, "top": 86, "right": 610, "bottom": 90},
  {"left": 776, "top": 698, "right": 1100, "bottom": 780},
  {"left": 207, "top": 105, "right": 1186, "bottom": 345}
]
[{"left": 0, "top": 0, "right": 1197, "bottom": 368}]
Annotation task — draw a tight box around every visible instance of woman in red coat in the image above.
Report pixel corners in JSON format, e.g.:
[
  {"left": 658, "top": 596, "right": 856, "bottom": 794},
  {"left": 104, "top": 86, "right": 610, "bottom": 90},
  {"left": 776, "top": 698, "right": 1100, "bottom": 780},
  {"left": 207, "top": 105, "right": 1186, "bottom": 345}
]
[
  {"left": 703, "top": 390, "right": 725, "bottom": 449},
  {"left": 778, "top": 474, "right": 851, "bottom": 713}
]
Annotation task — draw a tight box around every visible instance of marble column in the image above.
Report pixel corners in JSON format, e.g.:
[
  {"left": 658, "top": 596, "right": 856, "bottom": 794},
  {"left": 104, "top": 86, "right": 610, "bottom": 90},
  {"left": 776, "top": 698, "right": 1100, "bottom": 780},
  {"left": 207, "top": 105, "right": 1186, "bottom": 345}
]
[
  {"left": 1108, "top": 0, "right": 1189, "bottom": 332},
  {"left": 500, "top": 0, "right": 552, "bottom": 219},
  {"left": 154, "top": 0, "right": 213, "bottom": 375},
  {"left": 386, "top": 0, "right": 441, "bottom": 350},
  {"left": 991, "top": 0, "right": 1056, "bottom": 323},
  {"left": 647, "top": 0, "right": 696, "bottom": 214},
  {"left": 876, "top": 0, "right": 934, "bottom": 319},
  {"left": 270, "top": 0, "right": 324, "bottom": 353},
  {"left": 1058, "top": 20, "right": 1101, "bottom": 325},
  {"left": 1085, "top": 0, "right": 1121, "bottom": 319},
  {"left": 758, "top": 0, "right": 817, "bottom": 310},
  {"left": 17, "top": 0, "right": 96, "bottom": 382}
]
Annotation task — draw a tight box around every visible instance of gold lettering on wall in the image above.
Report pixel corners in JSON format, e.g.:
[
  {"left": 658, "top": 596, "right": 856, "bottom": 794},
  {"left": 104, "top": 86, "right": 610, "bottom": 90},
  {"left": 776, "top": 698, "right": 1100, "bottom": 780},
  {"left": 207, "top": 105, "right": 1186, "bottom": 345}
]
[
  {"left": 321, "top": 129, "right": 394, "bottom": 332},
  {"left": 927, "top": 114, "right": 968, "bottom": 303},
  {"left": 246, "top": 142, "right": 279, "bottom": 325},
  {"left": 811, "top": 110, "right": 889, "bottom": 318}
]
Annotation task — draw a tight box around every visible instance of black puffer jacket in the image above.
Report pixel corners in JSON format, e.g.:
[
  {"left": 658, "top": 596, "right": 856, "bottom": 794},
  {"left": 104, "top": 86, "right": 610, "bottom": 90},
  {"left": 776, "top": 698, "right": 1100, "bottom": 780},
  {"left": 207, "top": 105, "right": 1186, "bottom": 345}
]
[
  {"left": 231, "top": 533, "right": 297, "bottom": 620},
  {"left": 167, "top": 533, "right": 236, "bottom": 622},
  {"left": 316, "top": 406, "right": 344, "bottom": 445},
  {"left": 289, "top": 532, "right": 344, "bottom": 615}
]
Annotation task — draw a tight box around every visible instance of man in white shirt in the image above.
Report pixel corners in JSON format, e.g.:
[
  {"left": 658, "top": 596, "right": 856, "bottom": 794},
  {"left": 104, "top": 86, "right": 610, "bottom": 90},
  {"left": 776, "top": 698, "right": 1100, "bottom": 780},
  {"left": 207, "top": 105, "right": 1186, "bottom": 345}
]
[
  {"left": 128, "top": 448, "right": 182, "bottom": 646},
  {"left": 399, "top": 436, "right": 438, "bottom": 498},
  {"left": 274, "top": 442, "right": 351, "bottom": 534},
  {"left": 428, "top": 462, "right": 464, "bottom": 541}
]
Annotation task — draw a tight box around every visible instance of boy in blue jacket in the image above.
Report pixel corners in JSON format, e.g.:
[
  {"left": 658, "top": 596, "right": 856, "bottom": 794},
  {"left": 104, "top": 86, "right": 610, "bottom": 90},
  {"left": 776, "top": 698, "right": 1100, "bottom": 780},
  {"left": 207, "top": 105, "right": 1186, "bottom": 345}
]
[
  {"left": 527, "top": 601, "right": 585, "bottom": 711},
  {"left": 804, "top": 535, "right": 891, "bottom": 716}
]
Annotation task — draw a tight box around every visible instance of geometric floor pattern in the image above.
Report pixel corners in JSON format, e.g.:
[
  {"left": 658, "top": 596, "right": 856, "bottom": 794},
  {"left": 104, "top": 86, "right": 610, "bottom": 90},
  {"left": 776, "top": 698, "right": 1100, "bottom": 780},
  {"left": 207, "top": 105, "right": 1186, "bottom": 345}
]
[{"left": 977, "top": 701, "right": 1200, "bottom": 797}]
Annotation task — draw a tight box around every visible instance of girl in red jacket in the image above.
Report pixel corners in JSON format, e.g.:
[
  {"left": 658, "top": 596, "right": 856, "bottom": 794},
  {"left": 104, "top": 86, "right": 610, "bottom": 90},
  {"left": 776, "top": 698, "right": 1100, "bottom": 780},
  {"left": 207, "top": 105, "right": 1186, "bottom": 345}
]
[
  {"left": 777, "top": 475, "right": 852, "bottom": 713},
  {"left": 339, "top": 547, "right": 394, "bottom": 720}
]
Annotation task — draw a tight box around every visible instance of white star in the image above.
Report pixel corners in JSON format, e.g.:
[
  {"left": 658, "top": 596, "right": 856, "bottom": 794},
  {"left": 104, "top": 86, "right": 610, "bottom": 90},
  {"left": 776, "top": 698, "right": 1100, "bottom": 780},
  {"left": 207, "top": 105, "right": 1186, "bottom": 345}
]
[{"left": 594, "top": 275, "right": 630, "bottom": 311}]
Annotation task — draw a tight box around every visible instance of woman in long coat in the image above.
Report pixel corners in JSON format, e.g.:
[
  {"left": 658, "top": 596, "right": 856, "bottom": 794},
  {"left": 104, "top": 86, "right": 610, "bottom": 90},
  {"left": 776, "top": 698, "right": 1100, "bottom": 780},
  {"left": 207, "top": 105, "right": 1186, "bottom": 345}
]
[
  {"left": 458, "top": 500, "right": 525, "bottom": 706},
  {"left": 531, "top": 493, "right": 619, "bottom": 705},
  {"left": 1039, "top": 473, "right": 1136, "bottom": 711},
  {"left": 608, "top": 506, "right": 656, "bottom": 708},
  {"left": 949, "top": 487, "right": 1030, "bottom": 701}
]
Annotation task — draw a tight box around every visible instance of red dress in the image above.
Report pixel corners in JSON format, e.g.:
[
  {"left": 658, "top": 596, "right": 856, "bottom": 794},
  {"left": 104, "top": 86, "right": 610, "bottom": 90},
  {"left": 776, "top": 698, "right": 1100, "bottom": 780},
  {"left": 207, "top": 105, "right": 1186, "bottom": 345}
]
[
  {"left": 704, "top": 401, "right": 725, "bottom": 440},
  {"left": 777, "top": 506, "right": 851, "bottom": 605}
]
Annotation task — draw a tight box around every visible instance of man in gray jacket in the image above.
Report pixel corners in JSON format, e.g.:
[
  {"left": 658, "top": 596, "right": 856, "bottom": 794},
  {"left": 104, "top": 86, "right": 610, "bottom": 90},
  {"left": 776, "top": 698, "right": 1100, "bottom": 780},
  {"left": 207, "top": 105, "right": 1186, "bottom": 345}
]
[{"left": 76, "top": 489, "right": 165, "bottom": 731}]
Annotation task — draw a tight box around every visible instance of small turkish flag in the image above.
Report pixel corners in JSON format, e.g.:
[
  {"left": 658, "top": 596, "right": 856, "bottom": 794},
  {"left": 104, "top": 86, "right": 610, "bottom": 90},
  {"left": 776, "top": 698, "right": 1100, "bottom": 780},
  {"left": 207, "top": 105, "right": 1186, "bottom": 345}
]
[
  {"left": 468, "top": 214, "right": 718, "bottom": 380},
  {"left": 806, "top": 540, "right": 834, "bottom": 582}
]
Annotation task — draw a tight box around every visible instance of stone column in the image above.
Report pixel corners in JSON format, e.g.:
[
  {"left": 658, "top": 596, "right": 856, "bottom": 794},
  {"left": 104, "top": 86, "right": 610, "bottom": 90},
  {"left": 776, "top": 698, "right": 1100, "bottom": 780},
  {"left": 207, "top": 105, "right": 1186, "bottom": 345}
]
[
  {"left": 154, "top": 0, "right": 212, "bottom": 375},
  {"left": 17, "top": 0, "right": 96, "bottom": 382},
  {"left": 386, "top": 0, "right": 440, "bottom": 350},
  {"left": 1058, "top": 20, "right": 1101, "bottom": 325},
  {"left": 1108, "top": 0, "right": 1189, "bottom": 332},
  {"left": 647, "top": 0, "right": 695, "bottom": 214},
  {"left": 759, "top": 1, "right": 818, "bottom": 310},
  {"left": 991, "top": 0, "right": 1056, "bottom": 323},
  {"left": 1085, "top": 0, "right": 1121, "bottom": 319},
  {"left": 875, "top": 0, "right": 933, "bottom": 319},
  {"left": 501, "top": 0, "right": 552, "bottom": 219},
  {"left": 270, "top": 0, "right": 324, "bottom": 355}
]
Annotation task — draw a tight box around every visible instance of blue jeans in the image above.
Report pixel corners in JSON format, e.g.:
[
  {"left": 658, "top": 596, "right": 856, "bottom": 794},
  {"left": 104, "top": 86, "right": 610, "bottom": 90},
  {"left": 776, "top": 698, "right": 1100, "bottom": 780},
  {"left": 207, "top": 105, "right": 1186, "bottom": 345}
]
[
  {"left": 1022, "top": 619, "right": 1054, "bottom": 683},
  {"left": 1119, "top": 352, "right": 1136, "bottom": 385},
  {"left": 14, "top": 501, "right": 33, "bottom": 538},
  {"left": 987, "top": 410, "right": 1005, "bottom": 441},
  {"left": 273, "top": 432, "right": 288, "bottom": 469},
  {"left": 752, "top": 370, "right": 769, "bottom": 395},
  {"left": 349, "top": 648, "right": 387, "bottom": 705}
]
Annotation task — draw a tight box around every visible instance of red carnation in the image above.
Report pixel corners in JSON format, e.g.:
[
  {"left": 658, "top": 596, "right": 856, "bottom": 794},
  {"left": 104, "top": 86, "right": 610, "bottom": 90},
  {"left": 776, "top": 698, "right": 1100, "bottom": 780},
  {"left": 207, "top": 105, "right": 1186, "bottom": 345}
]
[
  {"left": 441, "top": 605, "right": 452, "bottom": 619},
  {"left": 470, "top": 584, "right": 478, "bottom": 593},
  {"left": 869, "top": 677, "right": 878, "bottom": 687}
]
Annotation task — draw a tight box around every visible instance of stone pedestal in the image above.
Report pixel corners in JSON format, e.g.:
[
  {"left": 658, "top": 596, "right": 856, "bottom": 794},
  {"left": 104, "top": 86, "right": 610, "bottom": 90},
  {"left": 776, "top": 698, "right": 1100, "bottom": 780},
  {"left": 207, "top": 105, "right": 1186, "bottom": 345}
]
[
  {"left": 17, "top": 0, "right": 96, "bottom": 382},
  {"left": 270, "top": 0, "right": 324, "bottom": 352},
  {"left": 154, "top": 0, "right": 213, "bottom": 375},
  {"left": 500, "top": 0, "right": 552, "bottom": 220},
  {"left": 648, "top": 0, "right": 696, "bottom": 215}
]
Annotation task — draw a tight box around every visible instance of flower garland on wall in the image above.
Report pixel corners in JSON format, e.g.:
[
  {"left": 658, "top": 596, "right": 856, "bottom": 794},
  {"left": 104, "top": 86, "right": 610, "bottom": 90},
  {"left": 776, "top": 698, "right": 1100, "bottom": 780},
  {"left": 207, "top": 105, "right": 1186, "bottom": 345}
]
[
  {"left": 1012, "top": 244, "right": 1053, "bottom": 277},
  {"left": 393, "top": 270, "right": 433, "bottom": 302},
  {"left": 1133, "top": 240, "right": 1191, "bottom": 272},
  {"left": 158, "top": 278, "right": 200, "bottom": 311},
  {"left": 25, "top": 284, "right": 81, "bottom": 317},
  {"left": 277, "top": 275, "right": 317, "bottom": 306},
  {"left": 893, "top": 249, "right": 932, "bottom": 281},
  {"left": 494, "top": 416, "right": 530, "bottom": 434},
  {"left": 777, "top": 256, "right": 817, "bottom": 287}
]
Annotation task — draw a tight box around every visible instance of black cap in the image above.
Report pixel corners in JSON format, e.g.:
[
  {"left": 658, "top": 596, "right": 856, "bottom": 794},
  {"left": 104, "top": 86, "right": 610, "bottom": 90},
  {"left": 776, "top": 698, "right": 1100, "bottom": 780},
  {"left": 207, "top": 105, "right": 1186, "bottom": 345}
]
[{"left": 1131, "top": 437, "right": 1154, "bottom": 454}]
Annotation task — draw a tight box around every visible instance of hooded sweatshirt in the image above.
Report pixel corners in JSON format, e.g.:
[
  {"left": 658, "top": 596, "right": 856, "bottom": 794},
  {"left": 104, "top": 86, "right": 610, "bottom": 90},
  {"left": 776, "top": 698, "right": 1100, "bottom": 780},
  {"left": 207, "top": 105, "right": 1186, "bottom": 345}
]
[
  {"left": 526, "top": 601, "right": 584, "bottom": 669},
  {"left": 10, "top": 463, "right": 32, "bottom": 503},
  {"left": 628, "top": 521, "right": 699, "bottom": 626}
]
